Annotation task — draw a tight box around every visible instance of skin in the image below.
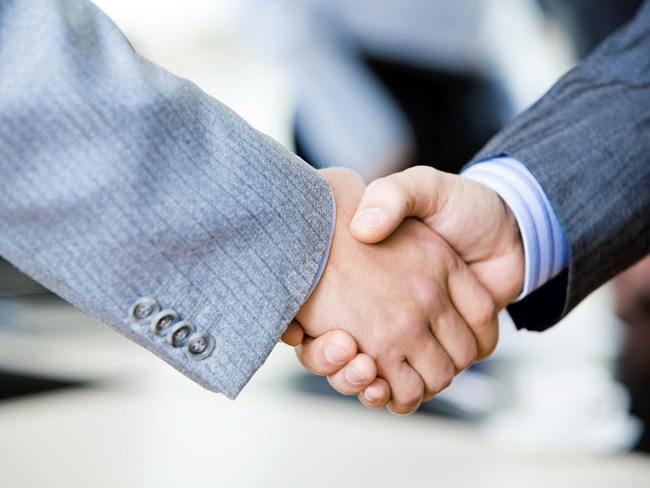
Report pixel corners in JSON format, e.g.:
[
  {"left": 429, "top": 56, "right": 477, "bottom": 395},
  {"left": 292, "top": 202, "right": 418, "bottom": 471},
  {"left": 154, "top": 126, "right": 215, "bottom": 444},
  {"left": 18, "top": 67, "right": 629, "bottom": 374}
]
[
  {"left": 351, "top": 166, "right": 525, "bottom": 311},
  {"left": 289, "top": 167, "right": 498, "bottom": 415},
  {"left": 285, "top": 166, "right": 526, "bottom": 413}
]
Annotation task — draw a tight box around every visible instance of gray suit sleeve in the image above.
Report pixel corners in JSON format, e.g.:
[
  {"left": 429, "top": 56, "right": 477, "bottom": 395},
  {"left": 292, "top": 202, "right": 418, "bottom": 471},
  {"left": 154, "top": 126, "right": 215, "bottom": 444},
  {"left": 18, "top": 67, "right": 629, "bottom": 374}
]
[
  {"left": 0, "top": 0, "right": 335, "bottom": 398},
  {"left": 470, "top": 1, "right": 650, "bottom": 331}
]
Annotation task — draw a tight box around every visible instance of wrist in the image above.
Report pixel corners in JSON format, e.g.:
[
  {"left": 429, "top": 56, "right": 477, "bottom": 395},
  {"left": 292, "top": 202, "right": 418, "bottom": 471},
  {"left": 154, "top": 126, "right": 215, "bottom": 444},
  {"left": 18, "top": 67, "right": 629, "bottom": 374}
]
[
  {"left": 298, "top": 167, "right": 366, "bottom": 330},
  {"left": 462, "top": 156, "right": 569, "bottom": 303},
  {"left": 499, "top": 197, "right": 526, "bottom": 304}
]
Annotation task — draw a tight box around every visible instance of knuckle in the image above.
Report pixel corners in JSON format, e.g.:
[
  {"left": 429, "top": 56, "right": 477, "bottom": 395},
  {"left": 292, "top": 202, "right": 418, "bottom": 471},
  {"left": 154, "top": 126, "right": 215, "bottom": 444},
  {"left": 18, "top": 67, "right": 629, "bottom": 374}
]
[
  {"left": 430, "top": 378, "right": 452, "bottom": 397},
  {"left": 368, "top": 177, "right": 405, "bottom": 205},
  {"left": 402, "top": 166, "right": 438, "bottom": 191},
  {"left": 425, "top": 283, "right": 447, "bottom": 313},
  {"left": 430, "top": 363, "right": 455, "bottom": 395},
  {"left": 328, "top": 330, "right": 357, "bottom": 355},
  {"left": 369, "top": 325, "right": 394, "bottom": 356},
  {"left": 406, "top": 165, "right": 438, "bottom": 182},
  {"left": 413, "top": 279, "right": 447, "bottom": 315},
  {"left": 394, "top": 314, "right": 428, "bottom": 341},
  {"left": 456, "top": 341, "right": 478, "bottom": 371},
  {"left": 476, "top": 298, "right": 498, "bottom": 330},
  {"left": 366, "top": 176, "right": 391, "bottom": 194},
  {"left": 430, "top": 241, "right": 460, "bottom": 273},
  {"left": 422, "top": 239, "right": 458, "bottom": 277},
  {"left": 392, "top": 392, "right": 422, "bottom": 414},
  {"left": 378, "top": 350, "right": 406, "bottom": 378},
  {"left": 473, "top": 299, "right": 499, "bottom": 361},
  {"left": 478, "top": 328, "right": 500, "bottom": 360}
]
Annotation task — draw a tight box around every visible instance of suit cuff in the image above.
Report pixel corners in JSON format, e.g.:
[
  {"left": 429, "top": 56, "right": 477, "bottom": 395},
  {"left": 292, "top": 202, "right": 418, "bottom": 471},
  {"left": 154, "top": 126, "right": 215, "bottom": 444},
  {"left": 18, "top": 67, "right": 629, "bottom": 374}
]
[
  {"left": 306, "top": 195, "right": 336, "bottom": 298},
  {"left": 461, "top": 156, "right": 569, "bottom": 301}
]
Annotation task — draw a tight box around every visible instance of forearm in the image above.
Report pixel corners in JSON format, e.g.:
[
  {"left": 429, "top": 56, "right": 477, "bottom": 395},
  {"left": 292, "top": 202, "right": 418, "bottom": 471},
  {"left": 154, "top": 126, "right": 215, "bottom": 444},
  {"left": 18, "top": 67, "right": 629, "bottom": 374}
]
[
  {"left": 0, "top": 0, "right": 335, "bottom": 397},
  {"left": 469, "top": 0, "right": 650, "bottom": 329}
]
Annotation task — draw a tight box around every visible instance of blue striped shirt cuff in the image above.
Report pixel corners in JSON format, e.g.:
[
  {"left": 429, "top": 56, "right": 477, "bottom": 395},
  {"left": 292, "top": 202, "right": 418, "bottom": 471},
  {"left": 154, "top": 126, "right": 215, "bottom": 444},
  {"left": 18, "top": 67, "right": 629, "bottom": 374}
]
[{"left": 461, "top": 156, "right": 569, "bottom": 301}]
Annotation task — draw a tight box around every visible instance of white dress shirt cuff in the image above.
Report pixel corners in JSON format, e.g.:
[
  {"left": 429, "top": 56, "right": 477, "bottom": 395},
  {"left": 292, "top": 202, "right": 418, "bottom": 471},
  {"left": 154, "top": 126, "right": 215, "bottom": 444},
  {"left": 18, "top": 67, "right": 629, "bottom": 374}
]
[{"left": 461, "top": 156, "right": 569, "bottom": 301}]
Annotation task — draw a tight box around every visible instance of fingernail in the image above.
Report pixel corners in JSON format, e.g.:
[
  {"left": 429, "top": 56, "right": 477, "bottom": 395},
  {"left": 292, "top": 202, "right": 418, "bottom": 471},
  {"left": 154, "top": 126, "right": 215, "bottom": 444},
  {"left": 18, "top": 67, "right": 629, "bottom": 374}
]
[
  {"left": 324, "top": 345, "right": 348, "bottom": 364},
  {"left": 345, "top": 365, "right": 367, "bottom": 385},
  {"left": 386, "top": 406, "right": 411, "bottom": 417},
  {"left": 363, "top": 386, "right": 381, "bottom": 402},
  {"left": 351, "top": 208, "right": 384, "bottom": 229}
]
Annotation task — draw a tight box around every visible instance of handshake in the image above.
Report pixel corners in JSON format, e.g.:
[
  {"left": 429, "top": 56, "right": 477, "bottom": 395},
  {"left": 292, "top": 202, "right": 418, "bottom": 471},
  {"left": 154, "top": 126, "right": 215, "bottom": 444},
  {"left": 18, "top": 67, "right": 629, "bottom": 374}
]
[{"left": 283, "top": 166, "right": 525, "bottom": 415}]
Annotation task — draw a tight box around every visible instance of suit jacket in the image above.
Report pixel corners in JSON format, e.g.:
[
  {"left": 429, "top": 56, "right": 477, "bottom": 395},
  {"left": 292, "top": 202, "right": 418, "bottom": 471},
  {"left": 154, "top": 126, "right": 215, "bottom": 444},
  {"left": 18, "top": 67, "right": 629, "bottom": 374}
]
[
  {"left": 472, "top": 0, "right": 650, "bottom": 331},
  {"left": 0, "top": 0, "right": 335, "bottom": 398}
]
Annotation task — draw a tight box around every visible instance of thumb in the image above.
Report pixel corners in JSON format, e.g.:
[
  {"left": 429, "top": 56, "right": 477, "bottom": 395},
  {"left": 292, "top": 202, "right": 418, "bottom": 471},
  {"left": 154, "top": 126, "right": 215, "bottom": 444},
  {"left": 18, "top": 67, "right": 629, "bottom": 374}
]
[{"left": 349, "top": 166, "right": 445, "bottom": 243}]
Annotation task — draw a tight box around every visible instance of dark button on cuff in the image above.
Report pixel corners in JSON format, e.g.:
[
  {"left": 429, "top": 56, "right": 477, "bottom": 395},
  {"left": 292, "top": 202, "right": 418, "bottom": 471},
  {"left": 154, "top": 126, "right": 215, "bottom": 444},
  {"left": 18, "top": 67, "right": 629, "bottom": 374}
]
[
  {"left": 150, "top": 309, "right": 179, "bottom": 336},
  {"left": 167, "top": 321, "right": 195, "bottom": 348},
  {"left": 184, "top": 333, "right": 215, "bottom": 361},
  {"left": 129, "top": 297, "right": 160, "bottom": 327}
]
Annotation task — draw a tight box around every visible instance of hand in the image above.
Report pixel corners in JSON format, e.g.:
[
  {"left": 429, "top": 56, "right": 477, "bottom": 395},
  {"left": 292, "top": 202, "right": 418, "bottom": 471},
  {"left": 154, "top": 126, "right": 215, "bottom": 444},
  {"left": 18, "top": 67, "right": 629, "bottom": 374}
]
[
  {"left": 281, "top": 325, "right": 392, "bottom": 409},
  {"left": 350, "top": 166, "right": 525, "bottom": 312},
  {"left": 293, "top": 167, "right": 497, "bottom": 414}
]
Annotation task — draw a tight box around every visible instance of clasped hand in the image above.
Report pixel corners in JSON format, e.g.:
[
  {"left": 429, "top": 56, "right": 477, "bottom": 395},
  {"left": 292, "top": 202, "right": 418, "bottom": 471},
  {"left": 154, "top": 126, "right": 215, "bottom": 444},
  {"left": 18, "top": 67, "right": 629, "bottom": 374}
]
[{"left": 284, "top": 166, "right": 525, "bottom": 415}]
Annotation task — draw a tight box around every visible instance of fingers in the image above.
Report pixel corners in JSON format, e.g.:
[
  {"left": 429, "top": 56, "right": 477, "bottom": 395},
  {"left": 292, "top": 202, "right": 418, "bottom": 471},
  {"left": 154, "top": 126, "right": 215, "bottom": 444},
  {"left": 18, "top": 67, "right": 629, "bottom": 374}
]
[
  {"left": 406, "top": 334, "right": 457, "bottom": 401},
  {"left": 358, "top": 378, "right": 391, "bottom": 409},
  {"left": 448, "top": 263, "right": 499, "bottom": 360},
  {"left": 294, "top": 329, "right": 385, "bottom": 400},
  {"left": 296, "top": 330, "right": 358, "bottom": 376},
  {"left": 350, "top": 166, "right": 445, "bottom": 244},
  {"left": 326, "top": 353, "right": 377, "bottom": 395},
  {"left": 429, "top": 305, "right": 478, "bottom": 374},
  {"left": 281, "top": 320, "right": 304, "bottom": 346},
  {"left": 380, "top": 360, "right": 425, "bottom": 415}
]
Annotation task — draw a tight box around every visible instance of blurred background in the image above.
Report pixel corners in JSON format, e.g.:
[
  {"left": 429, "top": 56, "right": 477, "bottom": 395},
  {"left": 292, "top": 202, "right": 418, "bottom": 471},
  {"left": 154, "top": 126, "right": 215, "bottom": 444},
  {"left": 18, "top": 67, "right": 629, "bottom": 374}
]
[{"left": 1, "top": 0, "right": 649, "bottom": 486}]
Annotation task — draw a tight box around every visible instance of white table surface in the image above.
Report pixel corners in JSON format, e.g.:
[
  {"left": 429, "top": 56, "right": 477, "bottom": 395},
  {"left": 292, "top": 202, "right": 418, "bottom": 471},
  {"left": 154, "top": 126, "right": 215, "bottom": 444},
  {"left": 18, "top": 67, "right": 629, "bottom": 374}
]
[{"left": 0, "top": 297, "right": 649, "bottom": 488}]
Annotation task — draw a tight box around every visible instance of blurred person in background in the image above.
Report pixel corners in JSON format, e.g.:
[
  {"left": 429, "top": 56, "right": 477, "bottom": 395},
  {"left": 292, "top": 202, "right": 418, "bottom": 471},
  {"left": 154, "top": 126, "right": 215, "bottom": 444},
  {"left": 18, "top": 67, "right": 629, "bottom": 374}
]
[
  {"left": 242, "top": 0, "right": 514, "bottom": 182},
  {"left": 242, "top": 0, "right": 644, "bottom": 180}
]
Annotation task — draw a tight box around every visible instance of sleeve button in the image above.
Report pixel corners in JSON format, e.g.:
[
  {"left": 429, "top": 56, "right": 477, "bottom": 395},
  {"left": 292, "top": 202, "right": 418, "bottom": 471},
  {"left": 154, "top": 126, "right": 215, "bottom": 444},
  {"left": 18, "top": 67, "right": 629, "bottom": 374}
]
[
  {"left": 185, "top": 333, "right": 215, "bottom": 361},
  {"left": 150, "top": 309, "right": 179, "bottom": 336},
  {"left": 129, "top": 297, "right": 160, "bottom": 327},
  {"left": 167, "top": 321, "right": 195, "bottom": 348}
]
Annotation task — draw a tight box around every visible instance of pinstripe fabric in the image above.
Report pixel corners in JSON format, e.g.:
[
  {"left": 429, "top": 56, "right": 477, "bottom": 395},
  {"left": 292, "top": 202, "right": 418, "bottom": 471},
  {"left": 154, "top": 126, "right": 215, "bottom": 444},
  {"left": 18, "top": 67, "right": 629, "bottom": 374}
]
[
  {"left": 469, "top": 0, "right": 650, "bottom": 331},
  {"left": 0, "top": 0, "right": 335, "bottom": 398}
]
